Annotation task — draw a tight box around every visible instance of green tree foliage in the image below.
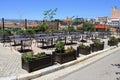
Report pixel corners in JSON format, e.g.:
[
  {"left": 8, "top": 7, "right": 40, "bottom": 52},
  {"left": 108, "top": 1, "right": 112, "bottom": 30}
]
[
  {"left": 106, "top": 28, "right": 110, "bottom": 32},
  {"left": 0, "top": 30, "right": 11, "bottom": 36},
  {"left": 82, "top": 21, "right": 95, "bottom": 31},
  {"left": 68, "top": 26, "right": 75, "bottom": 32},
  {"left": 26, "top": 29, "right": 34, "bottom": 34},
  {"left": 36, "top": 23, "right": 49, "bottom": 32},
  {"left": 16, "top": 29, "right": 25, "bottom": 35},
  {"left": 55, "top": 42, "right": 65, "bottom": 53},
  {"left": 52, "top": 29, "right": 59, "bottom": 33},
  {"left": 61, "top": 27, "right": 68, "bottom": 33},
  {"left": 43, "top": 8, "right": 57, "bottom": 21},
  {"left": 72, "top": 21, "right": 83, "bottom": 25}
]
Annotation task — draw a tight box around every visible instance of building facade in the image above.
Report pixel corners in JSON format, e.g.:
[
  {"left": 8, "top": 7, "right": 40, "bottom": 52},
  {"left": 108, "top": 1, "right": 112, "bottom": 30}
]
[
  {"left": 96, "top": 16, "right": 108, "bottom": 24},
  {"left": 112, "top": 6, "right": 120, "bottom": 19},
  {"left": 106, "top": 7, "right": 120, "bottom": 33},
  {"left": 107, "top": 18, "right": 120, "bottom": 27}
]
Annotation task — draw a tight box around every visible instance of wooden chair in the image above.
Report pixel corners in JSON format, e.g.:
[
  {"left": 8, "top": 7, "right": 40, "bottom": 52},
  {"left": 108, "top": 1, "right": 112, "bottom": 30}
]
[{"left": 22, "top": 40, "right": 32, "bottom": 51}]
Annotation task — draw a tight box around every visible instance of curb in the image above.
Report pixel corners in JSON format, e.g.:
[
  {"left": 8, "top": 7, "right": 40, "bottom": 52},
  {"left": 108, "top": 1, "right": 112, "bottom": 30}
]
[{"left": 11, "top": 46, "right": 117, "bottom": 80}]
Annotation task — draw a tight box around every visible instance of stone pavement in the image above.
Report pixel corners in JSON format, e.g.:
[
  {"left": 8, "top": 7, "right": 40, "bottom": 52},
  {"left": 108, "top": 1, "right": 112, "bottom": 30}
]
[{"left": 0, "top": 43, "right": 27, "bottom": 77}]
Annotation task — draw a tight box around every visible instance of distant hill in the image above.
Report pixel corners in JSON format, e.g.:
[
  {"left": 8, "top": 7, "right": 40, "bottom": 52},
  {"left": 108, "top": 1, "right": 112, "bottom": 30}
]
[{"left": 0, "top": 19, "right": 40, "bottom": 23}]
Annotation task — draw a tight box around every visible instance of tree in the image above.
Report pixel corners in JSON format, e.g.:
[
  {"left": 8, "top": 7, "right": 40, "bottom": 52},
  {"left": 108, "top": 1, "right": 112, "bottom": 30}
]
[
  {"left": 72, "top": 20, "right": 84, "bottom": 26},
  {"left": 43, "top": 8, "right": 58, "bottom": 32},
  {"left": 68, "top": 26, "right": 75, "bottom": 32},
  {"left": 43, "top": 8, "right": 57, "bottom": 21},
  {"left": 106, "top": 28, "right": 110, "bottom": 32},
  {"left": 36, "top": 23, "right": 49, "bottom": 32},
  {"left": 82, "top": 21, "right": 95, "bottom": 31}
]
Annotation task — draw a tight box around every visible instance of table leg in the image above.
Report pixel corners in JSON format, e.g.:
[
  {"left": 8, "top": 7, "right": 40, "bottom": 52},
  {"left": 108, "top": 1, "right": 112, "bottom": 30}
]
[{"left": 21, "top": 40, "right": 23, "bottom": 52}]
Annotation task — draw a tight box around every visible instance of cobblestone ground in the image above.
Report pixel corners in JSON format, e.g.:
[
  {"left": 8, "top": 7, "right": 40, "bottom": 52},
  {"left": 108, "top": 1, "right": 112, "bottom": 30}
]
[{"left": 0, "top": 43, "right": 27, "bottom": 77}]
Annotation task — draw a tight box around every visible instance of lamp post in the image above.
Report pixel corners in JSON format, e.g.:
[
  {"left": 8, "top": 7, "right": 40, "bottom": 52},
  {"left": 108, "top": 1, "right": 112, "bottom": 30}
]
[
  {"left": 25, "top": 19, "right": 27, "bottom": 29},
  {"left": 2, "top": 18, "right": 5, "bottom": 43},
  {"left": 118, "top": 19, "right": 120, "bottom": 37},
  {"left": 2, "top": 18, "right": 4, "bottom": 31}
]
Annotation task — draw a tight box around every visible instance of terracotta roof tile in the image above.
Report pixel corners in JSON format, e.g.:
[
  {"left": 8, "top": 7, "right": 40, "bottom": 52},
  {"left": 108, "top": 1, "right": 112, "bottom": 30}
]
[
  {"left": 76, "top": 24, "right": 83, "bottom": 29},
  {"left": 95, "top": 24, "right": 107, "bottom": 29},
  {"left": 64, "top": 18, "right": 72, "bottom": 22},
  {"left": 0, "top": 22, "right": 18, "bottom": 28}
]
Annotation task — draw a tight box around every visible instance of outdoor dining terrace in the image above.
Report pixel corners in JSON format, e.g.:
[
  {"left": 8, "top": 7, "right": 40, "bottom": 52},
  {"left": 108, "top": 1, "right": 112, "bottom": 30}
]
[
  {"left": 0, "top": 30, "right": 115, "bottom": 55},
  {"left": 0, "top": 31, "right": 82, "bottom": 52},
  {"left": 0, "top": 30, "right": 115, "bottom": 54},
  {"left": 0, "top": 30, "right": 118, "bottom": 73}
]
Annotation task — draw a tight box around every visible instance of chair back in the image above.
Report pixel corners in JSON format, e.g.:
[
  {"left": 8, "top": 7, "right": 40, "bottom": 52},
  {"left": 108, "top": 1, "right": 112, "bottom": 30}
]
[{"left": 23, "top": 40, "right": 32, "bottom": 47}]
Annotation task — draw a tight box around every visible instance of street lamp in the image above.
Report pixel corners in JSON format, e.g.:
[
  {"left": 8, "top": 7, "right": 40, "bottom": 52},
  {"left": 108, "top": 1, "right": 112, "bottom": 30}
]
[
  {"left": 25, "top": 19, "right": 27, "bottom": 29},
  {"left": 2, "top": 18, "right": 4, "bottom": 31},
  {"left": 2, "top": 18, "right": 5, "bottom": 43},
  {"left": 118, "top": 19, "right": 120, "bottom": 36}
]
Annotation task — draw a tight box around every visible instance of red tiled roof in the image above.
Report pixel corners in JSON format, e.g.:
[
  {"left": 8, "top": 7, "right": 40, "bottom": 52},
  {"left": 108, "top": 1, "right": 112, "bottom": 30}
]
[
  {"left": 0, "top": 22, "right": 18, "bottom": 28},
  {"left": 76, "top": 24, "right": 83, "bottom": 29},
  {"left": 95, "top": 24, "right": 107, "bottom": 29},
  {"left": 64, "top": 18, "right": 72, "bottom": 22},
  {"left": 28, "top": 22, "right": 39, "bottom": 27},
  {"left": 19, "top": 22, "right": 26, "bottom": 27}
]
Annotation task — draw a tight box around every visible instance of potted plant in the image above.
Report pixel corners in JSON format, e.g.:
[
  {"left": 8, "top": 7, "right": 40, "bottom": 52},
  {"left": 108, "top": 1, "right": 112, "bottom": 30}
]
[
  {"left": 117, "top": 37, "right": 120, "bottom": 42},
  {"left": 55, "top": 41, "right": 65, "bottom": 53},
  {"left": 22, "top": 52, "right": 54, "bottom": 72},
  {"left": 53, "top": 42, "right": 77, "bottom": 64},
  {"left": 91, "top": 39, "right": 104, "bottom": 52},
  {"left": 108, "top": 36, "right": 118, "bottom": 46},
  {"left": 77, "top": 44, "right": 91, "bottom": 55}
]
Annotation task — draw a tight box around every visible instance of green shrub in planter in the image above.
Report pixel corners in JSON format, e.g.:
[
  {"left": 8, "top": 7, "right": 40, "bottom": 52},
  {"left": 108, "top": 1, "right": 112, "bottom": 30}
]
[
  {"left": 92, "top": 39, "right": 103, "bottom": 45},
  {"left": 65, "top": 46, "right": 76, "bottom": 54},
  {"left": 109, "top": 36, "right": 118, "bottom": 42},
  {"left": 79, "top": 44, "right": 90, "bottom": 48},
  {"left": 22, "top": 52, "right": 47, "bottom": 62},
  {"left": 22, "top": 52, "right": 53, "bottom": 72},
  {"left": 77, "top": 44, "right": 91, "bottom": 55},
  {"left": 108, "top": 36, "right": 118, "bottom": 46},
  {"left": 55, "top": 42, "right": 65, "bottom": 53},
  {"left": 22, "top": 53, "right": 33, "bottom": 62},
  {"left": 53, "top": 46, "right": 77, "bottom": 64},
  {"left": 117, "top": 38, "right": 120, "bottom": 42},
  {"left": 91, "top": 39, "right": 104, "bottom": 52}
]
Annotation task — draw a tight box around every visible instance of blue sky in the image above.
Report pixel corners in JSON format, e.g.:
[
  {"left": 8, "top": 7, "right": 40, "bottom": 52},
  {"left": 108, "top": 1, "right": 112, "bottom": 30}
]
[{"left": 0, "top": 0, "right": 120, "bottom": 20}]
